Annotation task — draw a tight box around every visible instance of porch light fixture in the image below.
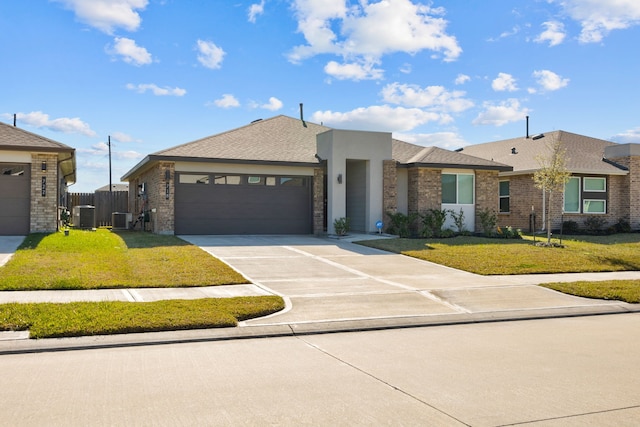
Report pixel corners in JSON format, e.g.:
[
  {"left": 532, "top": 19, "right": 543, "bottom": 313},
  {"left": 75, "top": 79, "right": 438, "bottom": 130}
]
[
  {"left": 41, "top": 161, "right": 47, "bottom": 171},
  {"left": 165, "top": 169, "right": 171, "bottom": 181},
  {"left": 337, "top": 173, "right": 343, "bottom": 184}
]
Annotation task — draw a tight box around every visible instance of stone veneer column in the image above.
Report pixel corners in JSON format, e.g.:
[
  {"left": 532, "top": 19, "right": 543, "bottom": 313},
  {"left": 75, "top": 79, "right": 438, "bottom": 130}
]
[
  {"left": 313, "top": 168, "right": 325, "bottom": 235},
  {"left": 30, "top": 153, "right": 59, "bottom": 233}
]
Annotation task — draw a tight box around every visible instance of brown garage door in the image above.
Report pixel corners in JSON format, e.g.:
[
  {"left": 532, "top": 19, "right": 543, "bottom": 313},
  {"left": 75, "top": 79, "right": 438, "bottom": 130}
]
[
  {"left": 0, "top": 163, "right": 30, "bottom": 235},
  {"left": 175, "top": 173, "right": 313, "bottom": 235}
]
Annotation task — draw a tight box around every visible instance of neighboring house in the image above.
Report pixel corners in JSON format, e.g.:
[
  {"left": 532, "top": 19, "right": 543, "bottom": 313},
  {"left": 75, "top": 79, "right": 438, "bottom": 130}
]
[
  {"left": 95, "top": 183, "right": 129, "bottom": 192},
  {"left": 121, "top": 115, "right": 511, "bottom": 235},
  {"left": 461, "top": 130, "right": 640, "bottom": 232},
  {"left": 0, "top": 121, "right": 76, "bottom": 235}
]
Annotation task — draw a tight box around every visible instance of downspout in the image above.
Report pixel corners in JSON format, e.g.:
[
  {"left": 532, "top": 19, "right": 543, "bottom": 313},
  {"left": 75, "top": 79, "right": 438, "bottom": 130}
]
[{"left": 541, "top": 187, "right": 546, "bottom": 231}]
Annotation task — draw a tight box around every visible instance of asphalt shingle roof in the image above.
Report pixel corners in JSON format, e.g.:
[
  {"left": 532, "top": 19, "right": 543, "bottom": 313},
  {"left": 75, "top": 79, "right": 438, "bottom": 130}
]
[
  {"left": 155, "top": 115, "right": 330, "bottom": 164},
  {"left": 0, "top": 121, "right": 74, "bottom": 152},
  {"left": 460, "top": 130, "right": 625, "bottom": 174}
]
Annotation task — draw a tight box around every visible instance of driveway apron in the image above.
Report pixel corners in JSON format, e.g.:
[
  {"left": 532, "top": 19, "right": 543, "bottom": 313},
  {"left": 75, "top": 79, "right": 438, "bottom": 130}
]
[{"left": 181, "top": 235, "right": 625, "bottom": 326}]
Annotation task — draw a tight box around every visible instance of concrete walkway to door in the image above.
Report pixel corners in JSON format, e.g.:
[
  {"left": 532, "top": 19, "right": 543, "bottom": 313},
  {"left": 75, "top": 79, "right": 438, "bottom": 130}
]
[{"left": 181, "top": 235, "right": 640, "bottom": 333}]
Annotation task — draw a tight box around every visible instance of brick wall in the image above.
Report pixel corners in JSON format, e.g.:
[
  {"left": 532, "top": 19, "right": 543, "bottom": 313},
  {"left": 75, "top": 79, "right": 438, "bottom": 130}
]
[
  {"left": 382, "top": 160, "right": 397, "bottom": 225},
  {"left": 498, "top": 175, "right": 542, "bottom": 231},
  {"left": 475, "top": 170, "right": 499, "bottom": 231},
  {"left": 313, "top": 168, "right": 324, "bottom": 235},
  {"left": 606, "top": 154, "right": 640, "bottom": 230},
  {"left": 129, "top": 163, "right": 175, "bottom": 234},
  {"left": 30, "top": 153, "right": 59, "bottom": 233},
  {"left": 407, "top": 167, "right": 441, "bottom": 214}
]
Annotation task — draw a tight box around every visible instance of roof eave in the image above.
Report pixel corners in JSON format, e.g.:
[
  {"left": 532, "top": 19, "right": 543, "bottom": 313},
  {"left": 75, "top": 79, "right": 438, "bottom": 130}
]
[{"left": 401, "top": 162, "right": 512, "bottom": 172}]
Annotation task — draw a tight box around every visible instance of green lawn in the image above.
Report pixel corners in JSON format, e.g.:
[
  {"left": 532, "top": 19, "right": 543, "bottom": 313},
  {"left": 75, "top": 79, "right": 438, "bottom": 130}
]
[
  {"left": 358, "top": 234, "right": 640, "bottom": 304},
  {"left": 0, "top": 297, "right": 284, "bottom": 339},
  {"left": 0, "top": 230, "right": 246, "bottom": 290},
  {"left": 358, "top": 234, "right": 640, "bottom": 275},
  {"left": 0, "top": 230, "right": 284, "bottom": 338}
]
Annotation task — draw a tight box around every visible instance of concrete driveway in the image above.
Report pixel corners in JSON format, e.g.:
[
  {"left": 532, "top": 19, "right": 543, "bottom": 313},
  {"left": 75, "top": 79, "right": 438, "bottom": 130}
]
[{"left": 181, "top": 235, "right": 637, "bottom": 328}]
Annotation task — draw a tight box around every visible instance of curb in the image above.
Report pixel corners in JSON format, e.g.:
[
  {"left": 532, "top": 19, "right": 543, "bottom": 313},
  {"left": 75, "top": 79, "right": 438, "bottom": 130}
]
[{"left": 1, "top": 303, "right": 638, "bottom": 355}]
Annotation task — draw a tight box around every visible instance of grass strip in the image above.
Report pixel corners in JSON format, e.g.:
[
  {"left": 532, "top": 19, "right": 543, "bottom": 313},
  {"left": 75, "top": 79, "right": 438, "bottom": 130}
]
[
  {"left": 0, "top": 296, "right": 284, "bottom": 339},
  {"left": 0, "top": 230, "right": 246, "bottom": 290},
  {"left": 540, "top": 280, "right": 640, "bottom": 304},
  {"left": 358, "top": 235, "right": 640, "bottom": 275}
]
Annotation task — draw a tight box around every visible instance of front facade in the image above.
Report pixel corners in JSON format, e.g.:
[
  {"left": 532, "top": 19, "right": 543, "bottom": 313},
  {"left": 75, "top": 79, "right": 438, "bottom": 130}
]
[
  {"left": 122, "top": 115, "right": 510, "bottom": 236},
  {"left": 461, "top": 131, "right": 640, "bottom": 232},
  {"left": 0, "top": 122, "right": 76, "bottom": 235}
]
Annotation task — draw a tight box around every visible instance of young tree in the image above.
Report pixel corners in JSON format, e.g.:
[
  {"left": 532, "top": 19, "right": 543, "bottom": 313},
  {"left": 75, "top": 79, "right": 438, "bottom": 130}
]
[{"left": 533, "top": 138, "right": 571, "bottom": 244}]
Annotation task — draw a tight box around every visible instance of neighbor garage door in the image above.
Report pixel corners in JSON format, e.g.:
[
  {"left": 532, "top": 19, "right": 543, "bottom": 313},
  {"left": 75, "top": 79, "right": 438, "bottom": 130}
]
[
  {"left": 0, "top": 163, "right": 30, "bottom": 235},
  {"left": 175, "top": 173, "right": 313, "bottom": 235}
]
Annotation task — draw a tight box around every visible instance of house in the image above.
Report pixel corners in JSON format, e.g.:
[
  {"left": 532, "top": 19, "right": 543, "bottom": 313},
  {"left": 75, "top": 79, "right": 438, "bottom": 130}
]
[
  {"left": 121, "top": 115, "right": 511, "bottom": 235},
  {"left": 460, "top": 130, "right": 640, "bottom": 232},
  {"left": 0, "top": 121, "right": 76, "bottom": 235}
]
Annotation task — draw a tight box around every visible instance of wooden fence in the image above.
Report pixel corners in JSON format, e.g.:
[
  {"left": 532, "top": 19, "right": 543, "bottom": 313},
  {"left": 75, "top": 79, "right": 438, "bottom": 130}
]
[{"left": 66, "top": 191, "right": 129, "bottom": 227}]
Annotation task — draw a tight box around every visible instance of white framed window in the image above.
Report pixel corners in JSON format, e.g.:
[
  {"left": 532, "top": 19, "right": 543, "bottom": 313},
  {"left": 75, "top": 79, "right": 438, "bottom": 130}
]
[
  {"left": 442, "top": 173, "right": 474, "bottom": 205},
  {"left": 563, "top": 177, "right": 581, "bottom": 213},
  {"left": 583, "top": 199, "right": 606, "bottom": 214},
  {"left": 583, "top": 177, "right": 606, "bottom": 192}
]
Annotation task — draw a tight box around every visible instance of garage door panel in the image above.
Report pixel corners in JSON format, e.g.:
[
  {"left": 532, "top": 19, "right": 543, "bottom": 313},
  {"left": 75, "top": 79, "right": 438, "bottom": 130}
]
[
  {"left": 175, "top": 173, "right": 312, "bottom": 235},
  {"left": 0, "top": 163, "right": 30, "bottom": 235}
]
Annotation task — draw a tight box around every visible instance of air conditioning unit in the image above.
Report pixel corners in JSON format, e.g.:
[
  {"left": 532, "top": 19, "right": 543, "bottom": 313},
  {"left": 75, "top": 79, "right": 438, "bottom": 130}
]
[
  {"left": 72, "top": 205, "right": 95, "bottom": 229},
  {"left": 112, "top": 212, "right": 132, "bottom": 230}
]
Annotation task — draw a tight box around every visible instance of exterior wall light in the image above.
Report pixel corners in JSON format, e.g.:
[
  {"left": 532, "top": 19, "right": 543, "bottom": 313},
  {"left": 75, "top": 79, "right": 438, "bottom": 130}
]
[
  {"left": 41, "top": 161, "right": 47, "bottom": 171},
  {"left": 337, "top": 173, "right": 342, "bottom": 184}
]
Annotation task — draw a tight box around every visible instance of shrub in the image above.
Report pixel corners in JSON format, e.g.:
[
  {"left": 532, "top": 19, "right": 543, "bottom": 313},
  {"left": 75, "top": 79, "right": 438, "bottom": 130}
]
[
  {"left": 583, "top": 216, "right": 608, "bottom": 234},
  {"left": 385, "top": 211, "right": 417, "bottom": 238},
  {"left": 562, "top": 220, "right": 580, "bottom": 235},
  {"left": 450, "top": 208, "right": 466, "bottom": 234},
  {"left": 420, "top": 209, "right": 449, "bottom": 238},
  {"left": 333, "top": 217, "right": 350, "bottom": 236},
  {"left": 497, "top": 225, "right": 522, "bottom": 239},
  {"left": 614, "top": 218, "right": 632, "bottom": 233},
  {"left": 477, "top": 208, "right": 497, "bottom": 236}
]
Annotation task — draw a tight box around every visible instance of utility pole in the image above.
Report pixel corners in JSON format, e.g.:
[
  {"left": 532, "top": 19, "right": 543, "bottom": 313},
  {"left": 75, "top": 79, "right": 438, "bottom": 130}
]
[{"left": 108, "top": 135, "right": 112, "bottom": 194}]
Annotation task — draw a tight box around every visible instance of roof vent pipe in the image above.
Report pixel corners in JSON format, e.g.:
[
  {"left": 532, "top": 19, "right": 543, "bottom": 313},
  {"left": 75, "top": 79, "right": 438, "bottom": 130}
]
[
  {"left": 526, "top": 115, "right": 529, "bottom": 138},
  {"left": 13, "top": 113, "right": 16, "bottom": 127},
  {"left": 300, "top": 103, "right": 307, "bottom": 128}
]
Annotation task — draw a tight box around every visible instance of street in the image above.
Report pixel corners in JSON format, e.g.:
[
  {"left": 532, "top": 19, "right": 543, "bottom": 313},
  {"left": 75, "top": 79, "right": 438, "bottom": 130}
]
[{"left": 1, "top": 314, "right": 639, "bottom": 426}]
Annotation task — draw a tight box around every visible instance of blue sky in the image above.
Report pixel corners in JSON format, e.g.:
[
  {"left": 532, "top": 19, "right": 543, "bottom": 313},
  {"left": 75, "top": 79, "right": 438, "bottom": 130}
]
[{"left": 1, "top": 0, "right": 639, "bottom": 192}]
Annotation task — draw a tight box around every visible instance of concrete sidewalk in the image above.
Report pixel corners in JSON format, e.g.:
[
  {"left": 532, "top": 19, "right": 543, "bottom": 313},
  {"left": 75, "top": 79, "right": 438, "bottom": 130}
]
[{"left": 1, "top": 234, "right": 639, "bottom": 352}]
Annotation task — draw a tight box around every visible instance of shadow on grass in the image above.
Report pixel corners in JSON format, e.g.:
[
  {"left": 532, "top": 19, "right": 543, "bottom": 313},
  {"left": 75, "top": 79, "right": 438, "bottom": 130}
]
[
  {"left": 16, "top": 233, "right": 47, "bottom": 250},
  {"left": 113, "top": 231, "right": 192, "bottom": 249}
]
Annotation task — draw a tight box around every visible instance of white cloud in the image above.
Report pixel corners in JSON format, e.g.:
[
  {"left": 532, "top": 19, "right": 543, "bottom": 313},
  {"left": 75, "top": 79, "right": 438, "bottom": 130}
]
[
  {"left": 15, "top": 111, "right": 96, "bottom": 136},
  {"left": 399, "top": 63, "right": 412, "bottom": 74},
  {"left": 381, "top": 82, "right": 474, "bottom": 113},
  {"left": 111, "top": 131, "right": 138, "bottom": 143},
  {"left": 261, "top": 97, "right": 283, "bottom": 111},
  {"left": 532, "top": 69, "right": 569, "bottom": 91},
  {"left": 553, "top": 0, "right": 640, "bottom": 43},
  {"left": 196, "top": 39, "right": 225, "bottom": 69},
  {"left": 454, "top": 74, "right": 470, "bottom": 85},
  {"left": 214, "top": 94, "right": 240, "bottom": 108},
  {"left": 612, "top": 127, "right": 640, "bottom": 144},
  {"left": 534, "top": 21, "right": 566, "bottom": 46},
  {"left": 487, "top": 26, "right": 520, "bottom": 42},
  {"left": 492, "top": 73, "right": 518, "bottom": 92},
  {"left": 324, "top": 59, "right": 384, "bottom": 81},
  {"left": 126, "top": 83, "right": 186, "bottom": 96},
  {"left": 108, "top": 37, "right": 152, "bottom": 65},
  {"left": 53, "top": 0, "right": 148, "bottom": 34},
  {"left": 288, "top": 0, "right": 461, "bottom": 78},
  {"left": 312, "top": 105, "right": 441, "bottom": 133},
  {"left": 248, "top": 0, "right": 265, "bottom": 23},
  {"left": 472, "top": 99, "right": 530, "bottom": 127},
  {"left": 394, "top": 131, "right": 468, "bottom": 150},
  {"left": 78, "top": 142, "right": 143, "bottom": 160}
]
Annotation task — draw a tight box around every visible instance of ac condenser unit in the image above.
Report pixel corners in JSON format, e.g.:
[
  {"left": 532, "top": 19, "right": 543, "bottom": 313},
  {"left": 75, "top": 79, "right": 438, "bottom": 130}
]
[
  {"left": 112, "top": 212, "right": 132, "bottom": 230},
  {"left": 72, "top": 205, "right": 95, "bottom": 229}
]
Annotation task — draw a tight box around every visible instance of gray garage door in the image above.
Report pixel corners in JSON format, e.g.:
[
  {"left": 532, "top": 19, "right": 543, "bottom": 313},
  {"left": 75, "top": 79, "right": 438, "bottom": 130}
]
[
  {"left": 175, "top": 173, "right": 313, "bottom": 235},
  {"left": 0, "top": 163, "right": 30, "bottom": 235}
]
